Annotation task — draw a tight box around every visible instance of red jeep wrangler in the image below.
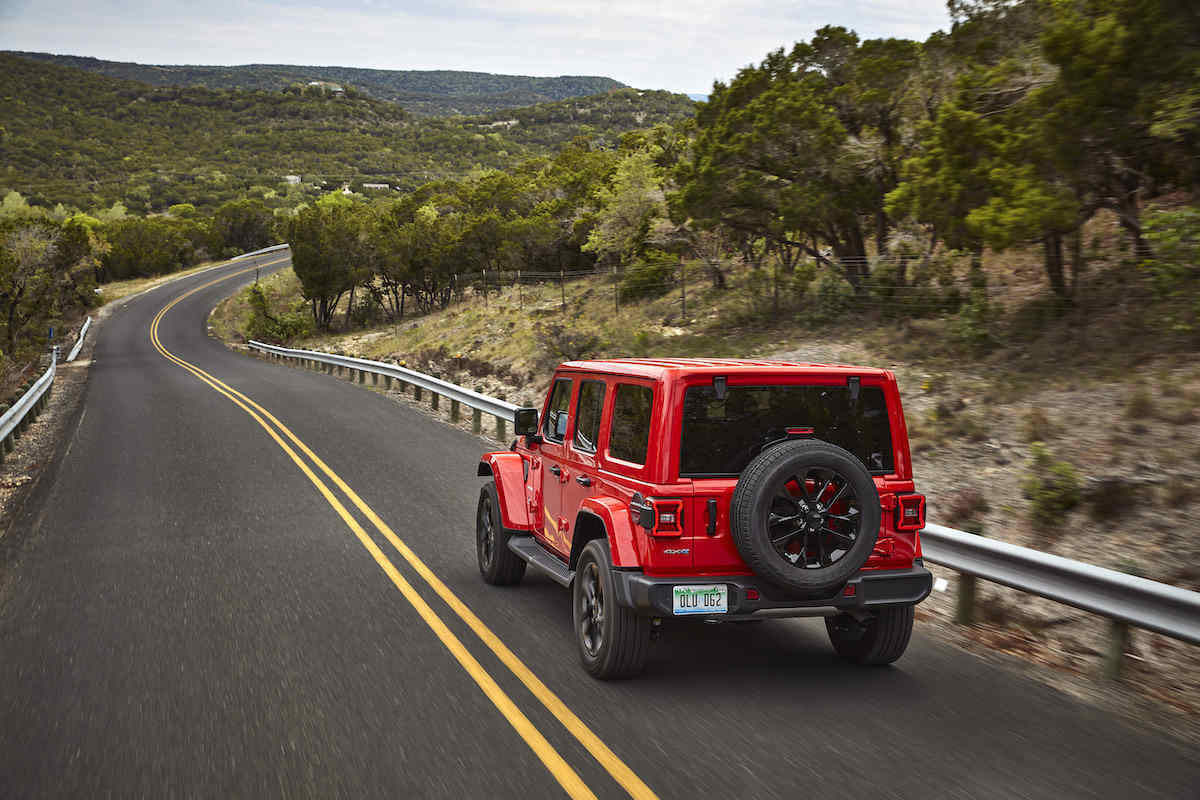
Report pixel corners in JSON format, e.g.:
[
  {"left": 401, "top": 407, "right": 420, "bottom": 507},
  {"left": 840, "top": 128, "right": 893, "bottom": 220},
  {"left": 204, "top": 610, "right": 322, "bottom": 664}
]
[{"left": 476, "top": 359, "right": 931, "bottom": 679}]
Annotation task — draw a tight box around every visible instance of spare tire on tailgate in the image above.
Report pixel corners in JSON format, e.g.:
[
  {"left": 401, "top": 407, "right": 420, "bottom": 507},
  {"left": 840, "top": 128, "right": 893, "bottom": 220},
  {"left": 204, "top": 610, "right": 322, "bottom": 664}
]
[{"left": 730, "top": 439, "right": 880, "bottom": 597}]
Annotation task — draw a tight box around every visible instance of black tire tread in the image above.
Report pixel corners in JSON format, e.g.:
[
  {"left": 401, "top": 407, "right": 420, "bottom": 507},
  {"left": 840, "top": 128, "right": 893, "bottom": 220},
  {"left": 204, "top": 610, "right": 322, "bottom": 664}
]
[
  {"left": 576, "top": 540, "right": 650, "bottom": 679},
  {"left": 826, "top": 605, "right": 914, "bottom": 665},
  {"left": 477, "top": 482, "right": 526, "bottom": 586}
]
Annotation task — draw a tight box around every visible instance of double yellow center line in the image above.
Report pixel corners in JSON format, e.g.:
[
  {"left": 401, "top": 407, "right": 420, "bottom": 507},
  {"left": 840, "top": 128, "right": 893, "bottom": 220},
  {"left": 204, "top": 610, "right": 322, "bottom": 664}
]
[{"left": 148, "top": 259, "right": 656, "bottom": 800}]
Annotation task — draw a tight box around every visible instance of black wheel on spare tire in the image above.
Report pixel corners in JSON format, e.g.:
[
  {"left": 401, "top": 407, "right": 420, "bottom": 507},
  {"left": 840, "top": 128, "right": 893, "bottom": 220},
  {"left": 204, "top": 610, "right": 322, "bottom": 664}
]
[
  {"left": 573, "top": 539, "right": 651, "bottom": 679},
  {"left": 730, "top": 439, "right": 880, "bottom": 597},
  {"left": 825, "top": 606, "right": 914, "bottom": 665},
  {"left": 476, "top": 482, "right": 526, "bottom": 586}
]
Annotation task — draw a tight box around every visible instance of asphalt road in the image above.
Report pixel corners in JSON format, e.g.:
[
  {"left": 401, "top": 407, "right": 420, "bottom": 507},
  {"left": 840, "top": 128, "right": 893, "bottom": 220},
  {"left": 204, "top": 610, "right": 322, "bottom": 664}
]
[{"left": 1, "top": 255, "right": 1197, "bottom": 799}]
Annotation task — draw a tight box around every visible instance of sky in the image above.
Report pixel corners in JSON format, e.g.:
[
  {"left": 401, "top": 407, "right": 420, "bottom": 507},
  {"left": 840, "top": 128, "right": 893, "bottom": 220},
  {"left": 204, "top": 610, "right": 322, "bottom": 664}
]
[{"left": 0, "top": 0, "right": 953, "bottom": 94}]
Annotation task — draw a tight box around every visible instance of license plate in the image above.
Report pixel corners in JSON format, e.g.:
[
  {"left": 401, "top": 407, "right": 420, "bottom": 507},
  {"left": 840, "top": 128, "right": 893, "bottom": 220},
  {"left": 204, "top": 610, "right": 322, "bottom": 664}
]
[{"left": 672, "top": 584, "right": 728, "bottom": 615}]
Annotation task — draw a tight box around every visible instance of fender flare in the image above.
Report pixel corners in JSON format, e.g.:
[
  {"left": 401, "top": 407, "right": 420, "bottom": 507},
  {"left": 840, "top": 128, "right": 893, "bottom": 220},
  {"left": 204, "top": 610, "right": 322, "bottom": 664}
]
[
  {"left": 573, "top": 496, "right": 640, "bottom": 568},
  {"left": 477, "top": 453, "right": 532, "bottom": 531}
]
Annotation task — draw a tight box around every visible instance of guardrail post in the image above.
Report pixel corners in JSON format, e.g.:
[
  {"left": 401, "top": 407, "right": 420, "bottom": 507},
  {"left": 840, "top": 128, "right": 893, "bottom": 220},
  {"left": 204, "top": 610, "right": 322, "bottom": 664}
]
[
  {"left": 358, "top": 369, "right": 365, "bottom": 384},
  {"left": 385, "top": 376, "right": 392, "bottom": 390},
  {"left": 450, "top": 399, "right": 460, "bottom": 422},
  {"left": 472, "top": 409, "right": 482, "bottom": 435},
  {"left": 431, "top": 392, "right": 439, "bottom": 411},
  {"left": 372, "top": 372, "right": 378, "bottom": 386},
  {"left": 414, "top": 385, "right": 423, "bottom": 402},
  {"left": 496, "top": 415, "right": 506, "bottom": 440},
  {"left": 1104, "top": 621, "right": 1130, "bottom": 680},
  {"left": 955, "top": 574, "right": 977, "bottom": 625},
  {"left": 2, "top": 433, "right": 11, "bottom": 454}
]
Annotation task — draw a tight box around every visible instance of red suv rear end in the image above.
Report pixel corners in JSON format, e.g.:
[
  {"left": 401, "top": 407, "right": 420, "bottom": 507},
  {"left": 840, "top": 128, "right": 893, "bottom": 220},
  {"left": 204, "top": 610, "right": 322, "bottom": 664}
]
[{"left": 477, "top": 359, "right": 932, "bottom": 678}]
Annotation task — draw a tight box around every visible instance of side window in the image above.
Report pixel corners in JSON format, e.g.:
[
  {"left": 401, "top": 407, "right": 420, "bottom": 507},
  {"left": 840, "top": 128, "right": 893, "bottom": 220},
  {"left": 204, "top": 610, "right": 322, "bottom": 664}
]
[
  {"left": 573, "top": 380, "right": 606, "bottom": 453},
  {"left": 608, "top": 384, "right": 653, "bottom": 465},
  {"left": 543, "top": 378, "right": 573, "bottom": 442}
]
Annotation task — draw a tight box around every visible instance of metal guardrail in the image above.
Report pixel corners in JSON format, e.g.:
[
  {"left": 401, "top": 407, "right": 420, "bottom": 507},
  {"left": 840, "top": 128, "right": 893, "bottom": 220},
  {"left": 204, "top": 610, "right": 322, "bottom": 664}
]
[
  {"left": 246, "top": 341, "right": 520, "bottom": 437},
  {"left": 922, "top": 524, "right": 1200, "bottom": 661},
  {"left": 243, "top": 340, "right": 1199, "bottom": 677},
  {"left": 66, "top": 317, "right": 91, "bottom": 362},
  {"left": 0, "top": 349, "right": 56, "bottom": 463},
  {"left": 231, "top": 243, "right": 290, "bottom": 261}
]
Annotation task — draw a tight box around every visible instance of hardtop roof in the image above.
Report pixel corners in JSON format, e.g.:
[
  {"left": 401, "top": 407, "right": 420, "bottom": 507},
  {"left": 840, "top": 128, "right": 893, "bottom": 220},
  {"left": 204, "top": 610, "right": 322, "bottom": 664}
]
[{"left": 557, "top": 358, "right": 890, "bottom": 381}]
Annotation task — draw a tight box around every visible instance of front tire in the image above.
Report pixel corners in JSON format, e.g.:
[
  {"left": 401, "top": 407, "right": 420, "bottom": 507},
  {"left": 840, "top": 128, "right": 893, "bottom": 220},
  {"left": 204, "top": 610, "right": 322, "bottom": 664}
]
[
  {"left": 825, "top": 605, "right": 914, "bottom": 665},
  {"left": 573, "top": 539, "right": 650, "bottom": 679},
  {"left": 477, "top": 482, "right": 526, "bottom": 586}
]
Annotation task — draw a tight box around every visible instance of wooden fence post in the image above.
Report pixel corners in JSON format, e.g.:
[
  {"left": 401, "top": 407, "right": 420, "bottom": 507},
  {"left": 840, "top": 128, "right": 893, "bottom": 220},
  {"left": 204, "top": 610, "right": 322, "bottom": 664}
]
[{"left": 955, "top": 574, "right": 977, "bottom": 625}]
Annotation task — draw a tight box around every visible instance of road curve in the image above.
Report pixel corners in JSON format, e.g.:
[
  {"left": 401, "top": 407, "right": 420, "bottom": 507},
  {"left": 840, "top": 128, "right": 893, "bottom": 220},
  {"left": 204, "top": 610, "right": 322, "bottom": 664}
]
[{"left": 0, "top": 256, "right": 1197, "bottom": 799}]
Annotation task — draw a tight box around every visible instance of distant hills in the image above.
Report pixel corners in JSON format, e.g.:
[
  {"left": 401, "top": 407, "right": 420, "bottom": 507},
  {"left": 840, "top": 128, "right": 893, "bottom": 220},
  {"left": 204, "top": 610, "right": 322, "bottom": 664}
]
[
  {"left": 0, "top": 53, "right": 694, "bottom": 213},
  {"left": 5, "top": 52, "right": 628, "bottom": 117}
]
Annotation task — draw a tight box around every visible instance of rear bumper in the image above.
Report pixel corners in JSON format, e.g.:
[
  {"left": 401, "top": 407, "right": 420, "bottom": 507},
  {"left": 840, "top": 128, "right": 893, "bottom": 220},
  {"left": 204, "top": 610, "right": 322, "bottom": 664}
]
[{"left": 609, "top": 561, "right": 933, "bottom": 619}]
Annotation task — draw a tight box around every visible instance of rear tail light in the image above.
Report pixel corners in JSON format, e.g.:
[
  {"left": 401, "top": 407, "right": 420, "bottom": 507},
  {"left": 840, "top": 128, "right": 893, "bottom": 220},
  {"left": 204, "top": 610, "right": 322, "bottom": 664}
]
[
  {"left": 651, "top": 500, "right": 682, "bottom": 536},
  {"left": 895, "top": 493, "right": 926, "bottom": 532}
]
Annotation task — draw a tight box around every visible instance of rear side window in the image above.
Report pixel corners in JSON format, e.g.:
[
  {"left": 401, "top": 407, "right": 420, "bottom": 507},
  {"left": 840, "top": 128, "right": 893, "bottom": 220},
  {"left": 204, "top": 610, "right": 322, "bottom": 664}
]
[
  {"left": 679, "top": 384, "right": 894, "bottom": 476},
  {"left": 608, "top": 384, "right": 653, "bottom": 465},
  {"left": 573, "top": 380, "right": 606, "bottom": 452},
  {"left": 543, "top": 378, "right": 572, "bottom": 441}
]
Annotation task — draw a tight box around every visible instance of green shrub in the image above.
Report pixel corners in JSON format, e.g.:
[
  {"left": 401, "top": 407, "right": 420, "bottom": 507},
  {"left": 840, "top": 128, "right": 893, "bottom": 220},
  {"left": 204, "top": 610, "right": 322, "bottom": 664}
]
[
  {"left": 1140, "top": 207, "right": 1200, "bottom": 340},
  {"left": 1022, "top": 406, "right": 1055, "bottom": 442},
  {"left": 868, "top": 257, "right": 960, "bottom": 318},
  {"left": 947, "top": 487, "right": 990, "bottom": 534},
  {"left": 952, "top": 288, "right": 996, "bottom": 353},
  {"left": 804, "top": 270, "right": 856, "bottom": 323},
  {"left": 1125, "top": 386, "right": 1155, "bottom": 419},
  {"left": 1021, "top": 442, "right": 1082, "bottom": 528},
  {"left": 534, "top": 321, "right": 605, "bottom": 366},
  {"left": 620, "top": 252, "right": 675, "bottom": 300},
  {"left": 245, "top": 284, "right": 311, "bottom": 343}
]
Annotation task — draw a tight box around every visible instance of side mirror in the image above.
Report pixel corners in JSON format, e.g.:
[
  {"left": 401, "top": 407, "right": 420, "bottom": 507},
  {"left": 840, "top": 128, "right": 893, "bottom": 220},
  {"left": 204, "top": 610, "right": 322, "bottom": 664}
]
[{"left": 514, "top": 407, "right": 539, "bottom": 436}]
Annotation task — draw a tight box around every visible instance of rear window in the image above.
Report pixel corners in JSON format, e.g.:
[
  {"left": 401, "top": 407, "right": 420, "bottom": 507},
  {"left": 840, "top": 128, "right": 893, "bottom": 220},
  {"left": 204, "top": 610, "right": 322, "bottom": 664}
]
[
  {"left": 679, "top": 384, "right": 894, "bottom": 477},
  {"left": 608, "top": 384, "right": 653, "bottom": 465}
]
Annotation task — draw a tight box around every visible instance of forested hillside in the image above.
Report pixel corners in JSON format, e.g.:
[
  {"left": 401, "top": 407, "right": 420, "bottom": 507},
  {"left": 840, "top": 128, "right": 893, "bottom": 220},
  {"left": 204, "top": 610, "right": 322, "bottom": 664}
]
[
  {"left": 6, "top": 52, "right": 626, "bottom": 116},
  {"left": 0, "top": 54, "right": 693, "bottom": 212}
]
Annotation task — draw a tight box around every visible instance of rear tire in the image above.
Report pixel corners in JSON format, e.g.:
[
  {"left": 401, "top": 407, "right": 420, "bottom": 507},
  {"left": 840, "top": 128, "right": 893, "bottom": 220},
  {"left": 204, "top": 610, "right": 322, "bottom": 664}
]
[
  {"left": 476, "top": 482, "right": 526, "bottom": 586},
  {"left": 825, "top": 606, "right": 914, "bottom": 665},
  {"left": 573, "top": 539, "right": 650, "bottom": 679}
]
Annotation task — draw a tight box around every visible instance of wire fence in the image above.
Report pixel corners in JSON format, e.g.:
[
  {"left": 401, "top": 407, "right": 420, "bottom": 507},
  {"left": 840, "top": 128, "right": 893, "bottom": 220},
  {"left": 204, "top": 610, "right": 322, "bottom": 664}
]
[
  {"left": 331, "top": 248, "right": 1176, "bottom": 358},
  {"left": 431, "top": 252, "right": 989, "bottom": 320}
]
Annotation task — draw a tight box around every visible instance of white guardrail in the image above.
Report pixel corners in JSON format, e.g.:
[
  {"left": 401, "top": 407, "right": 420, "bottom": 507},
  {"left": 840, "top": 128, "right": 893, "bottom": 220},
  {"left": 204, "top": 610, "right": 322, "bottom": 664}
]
[
  {"left": 66, "top": 316, "right": 91, "bottom": 362},
  {"left": 231, "top": 243, "right": 290, "bottom": 261},
  {"left": 0, "top": 348, "right": 55, "bottom": 463},
  {"left": 246, "top": 339, "right": 1200, "bottom": 678}
]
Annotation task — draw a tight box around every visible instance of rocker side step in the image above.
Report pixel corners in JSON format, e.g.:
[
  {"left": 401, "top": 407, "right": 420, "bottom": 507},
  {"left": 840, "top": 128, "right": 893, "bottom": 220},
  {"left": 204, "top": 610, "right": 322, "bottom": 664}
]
[{"left": 508, "top": 536, "right": 574, "bottom": 587}]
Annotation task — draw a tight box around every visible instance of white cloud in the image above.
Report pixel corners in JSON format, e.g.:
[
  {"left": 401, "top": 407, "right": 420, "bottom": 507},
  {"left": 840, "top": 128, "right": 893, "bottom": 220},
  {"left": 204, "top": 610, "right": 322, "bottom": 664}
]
[{"left": 0, "top": 0, "right": 952, "bottom": 91}]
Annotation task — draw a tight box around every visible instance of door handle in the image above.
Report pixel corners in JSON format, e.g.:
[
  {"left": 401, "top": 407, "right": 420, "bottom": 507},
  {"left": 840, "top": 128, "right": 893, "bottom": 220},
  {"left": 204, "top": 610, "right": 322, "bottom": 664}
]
[
  {"left": 549, "top": 465, "right": 561, "bottom": 476},
  {"left": 575, "top": 475, "right": 591, "bottom": 487}
]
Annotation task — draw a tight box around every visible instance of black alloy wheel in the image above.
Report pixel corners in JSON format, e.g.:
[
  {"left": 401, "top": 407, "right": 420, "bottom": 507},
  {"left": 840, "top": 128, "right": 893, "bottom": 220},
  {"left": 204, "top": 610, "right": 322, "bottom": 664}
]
[{"left": 767, "top": 465, "right": 864, "bottom": 570}]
